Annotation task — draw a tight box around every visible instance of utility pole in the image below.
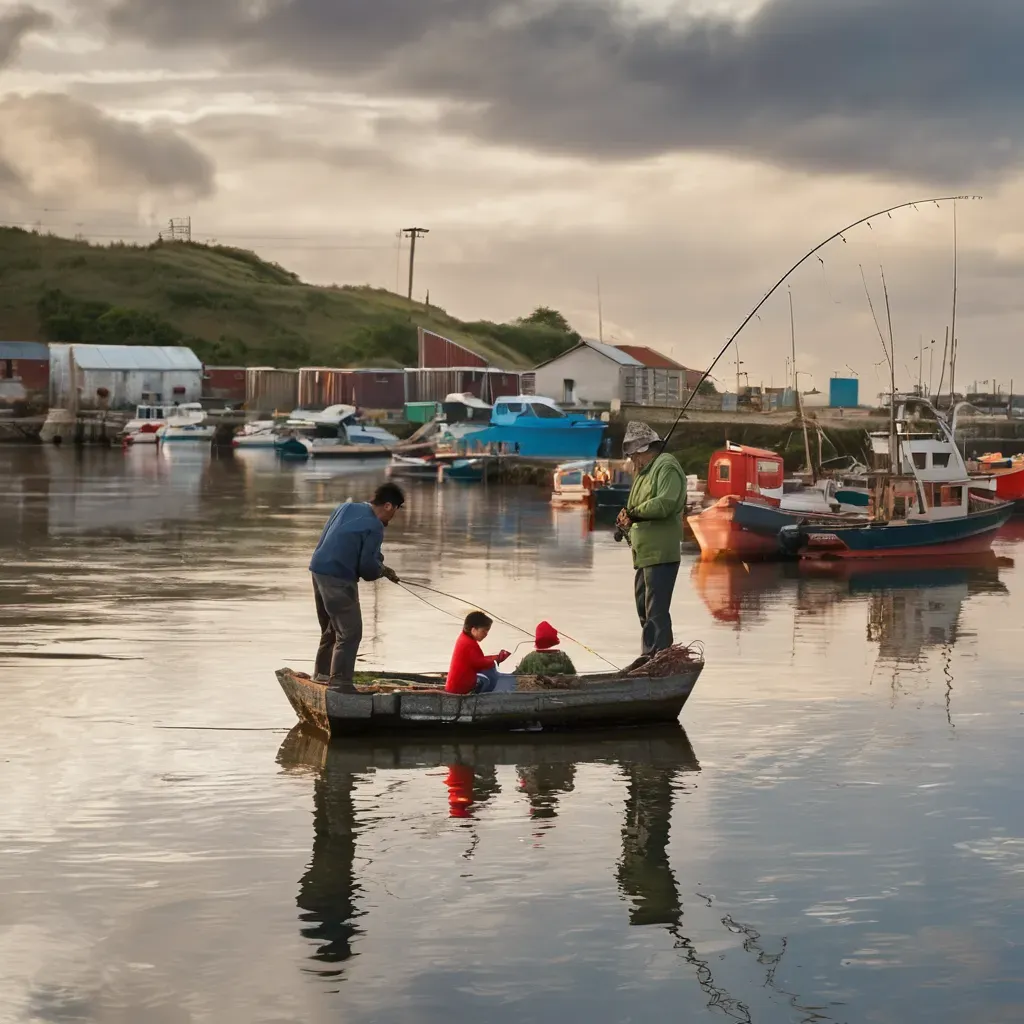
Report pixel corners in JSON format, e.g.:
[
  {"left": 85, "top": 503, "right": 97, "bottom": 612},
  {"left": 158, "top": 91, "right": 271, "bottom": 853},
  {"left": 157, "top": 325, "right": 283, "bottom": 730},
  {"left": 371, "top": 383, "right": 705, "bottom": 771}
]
[
  {"left": 402, "top": 227, "right": 429, "bottom": 300},
  {"left": 734, "top": 341, "right": 744, "bottom": 395}
]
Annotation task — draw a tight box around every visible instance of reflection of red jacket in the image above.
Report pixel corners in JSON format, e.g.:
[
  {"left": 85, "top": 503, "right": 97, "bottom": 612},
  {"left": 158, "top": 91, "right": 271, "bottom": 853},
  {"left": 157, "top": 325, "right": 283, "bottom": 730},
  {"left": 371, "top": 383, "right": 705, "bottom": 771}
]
[
  {"left": 446, "top": 632, "right": 500, "bottom": 694},
  {"left": 445, "top": 764, "right": 474, "bottom": 817}
]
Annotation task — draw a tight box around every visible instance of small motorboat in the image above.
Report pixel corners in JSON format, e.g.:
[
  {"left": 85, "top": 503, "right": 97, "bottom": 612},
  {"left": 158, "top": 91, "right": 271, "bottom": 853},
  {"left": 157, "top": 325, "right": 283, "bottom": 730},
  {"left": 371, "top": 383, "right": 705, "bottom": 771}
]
[
  {"left": 156, "top": 403, "right": 216, "bottom": 443},
  {"left": 276, "top": 648, "right": 703, "bottom": 736},
  {"left": 232, "top": 420, "right": 280, "bottom": 449}
]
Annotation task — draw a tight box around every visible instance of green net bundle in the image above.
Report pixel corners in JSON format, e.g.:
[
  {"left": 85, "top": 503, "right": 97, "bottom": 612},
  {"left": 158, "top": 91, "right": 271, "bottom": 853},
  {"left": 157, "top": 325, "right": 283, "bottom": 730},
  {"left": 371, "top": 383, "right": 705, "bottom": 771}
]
[{"left": 514, "top": 650, "right": 576, "bottom": 675}]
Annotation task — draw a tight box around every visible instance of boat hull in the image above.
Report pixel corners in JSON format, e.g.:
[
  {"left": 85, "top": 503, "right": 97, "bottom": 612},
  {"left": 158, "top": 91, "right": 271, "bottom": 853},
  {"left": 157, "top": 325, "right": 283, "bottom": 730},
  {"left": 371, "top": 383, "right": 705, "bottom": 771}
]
[
  {"left": 782, "top": 501, "right": 1014, "bottom": 560},
  {"left": 460, "top": 423, "right": 605, "bottom": 460},
  {"left": 687, "top": 497, "right": 790, "bottom": 560},
  {"left": 276, "top": 665, "right": 702, "bottom": 737}
]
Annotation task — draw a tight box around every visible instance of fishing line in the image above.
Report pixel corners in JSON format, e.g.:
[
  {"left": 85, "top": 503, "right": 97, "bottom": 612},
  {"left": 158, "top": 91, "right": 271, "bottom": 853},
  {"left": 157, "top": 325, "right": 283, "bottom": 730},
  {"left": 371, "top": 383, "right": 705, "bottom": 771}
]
[{"left": 398, "top": 579, "right": 622, "bottom": 670}]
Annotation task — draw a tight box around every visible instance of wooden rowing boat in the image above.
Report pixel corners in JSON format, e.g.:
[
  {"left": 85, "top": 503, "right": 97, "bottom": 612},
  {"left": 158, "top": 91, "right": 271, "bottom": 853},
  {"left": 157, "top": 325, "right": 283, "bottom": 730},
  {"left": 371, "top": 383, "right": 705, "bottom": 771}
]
[{"left": 275, "top": 662, "right": 703, "bottom": 737}]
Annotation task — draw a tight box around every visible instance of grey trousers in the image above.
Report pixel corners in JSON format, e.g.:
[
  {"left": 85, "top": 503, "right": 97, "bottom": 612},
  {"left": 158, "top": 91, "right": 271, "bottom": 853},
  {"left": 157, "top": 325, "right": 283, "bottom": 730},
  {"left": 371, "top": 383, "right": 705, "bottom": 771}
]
[
  {"left": 312, "top": 573, "right": 362, "bottom": 687},
  {"left": 634, "top": 562, "right": 680, "bottom": 656}
]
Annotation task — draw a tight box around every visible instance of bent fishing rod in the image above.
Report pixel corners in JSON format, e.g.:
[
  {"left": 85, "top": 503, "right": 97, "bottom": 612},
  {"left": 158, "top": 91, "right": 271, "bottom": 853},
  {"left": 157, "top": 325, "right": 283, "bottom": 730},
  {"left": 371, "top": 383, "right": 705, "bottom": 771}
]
[{"left": 653, "top": 194, "right": 982, "bottom": 455}]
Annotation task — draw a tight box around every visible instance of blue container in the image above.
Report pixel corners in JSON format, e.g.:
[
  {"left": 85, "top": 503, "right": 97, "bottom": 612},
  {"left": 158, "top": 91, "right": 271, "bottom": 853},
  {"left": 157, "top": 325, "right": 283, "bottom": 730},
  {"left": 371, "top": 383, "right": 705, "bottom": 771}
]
[{"left": 829, "top": 377, "right": 859, "bottom": 408}]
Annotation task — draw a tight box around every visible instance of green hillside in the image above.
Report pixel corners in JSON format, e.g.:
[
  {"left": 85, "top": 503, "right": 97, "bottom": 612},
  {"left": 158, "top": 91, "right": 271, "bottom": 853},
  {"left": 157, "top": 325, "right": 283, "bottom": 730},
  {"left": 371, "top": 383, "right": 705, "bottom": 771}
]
[{"left": 0, "top": 228, "right": 578, "bottom": 369}]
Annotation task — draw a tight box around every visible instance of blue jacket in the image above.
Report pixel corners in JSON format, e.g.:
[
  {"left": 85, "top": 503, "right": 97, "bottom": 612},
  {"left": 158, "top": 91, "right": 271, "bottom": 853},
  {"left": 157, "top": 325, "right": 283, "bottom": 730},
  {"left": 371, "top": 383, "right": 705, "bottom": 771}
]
[{"left": 309, "top": 502, "right": 385, "bottom": 582}]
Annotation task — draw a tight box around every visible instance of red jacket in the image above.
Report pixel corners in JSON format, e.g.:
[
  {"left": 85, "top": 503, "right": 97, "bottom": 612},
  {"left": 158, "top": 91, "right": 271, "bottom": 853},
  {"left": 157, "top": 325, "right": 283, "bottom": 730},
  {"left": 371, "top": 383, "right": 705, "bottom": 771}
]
[{"left": 446, "top": 632, "right": 501, "bottom": 694}]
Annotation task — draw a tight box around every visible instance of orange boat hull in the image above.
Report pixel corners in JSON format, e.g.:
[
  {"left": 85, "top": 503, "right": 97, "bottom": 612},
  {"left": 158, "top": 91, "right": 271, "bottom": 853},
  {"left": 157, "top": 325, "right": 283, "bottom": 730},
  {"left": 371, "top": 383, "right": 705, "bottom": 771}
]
[{"left": 687, "top": 497, "right": 781, "bottom": 561}]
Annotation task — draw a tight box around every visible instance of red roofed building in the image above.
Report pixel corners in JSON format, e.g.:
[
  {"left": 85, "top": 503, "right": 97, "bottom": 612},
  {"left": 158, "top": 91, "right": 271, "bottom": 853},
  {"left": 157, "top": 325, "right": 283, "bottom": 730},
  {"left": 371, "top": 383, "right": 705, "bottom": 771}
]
[{"left": 614, "top": 346, "right": 704, "bottom": 391}]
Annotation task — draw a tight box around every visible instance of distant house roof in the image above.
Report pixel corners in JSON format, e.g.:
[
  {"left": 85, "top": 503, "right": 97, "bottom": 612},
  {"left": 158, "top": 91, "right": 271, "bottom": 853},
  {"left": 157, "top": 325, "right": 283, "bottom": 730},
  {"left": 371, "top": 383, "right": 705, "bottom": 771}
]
[
  {"left": 58, "top": 345, "right": 202, "bottom": 372},
  {"left": 534, "top": 338, "right": 642, "bottom": 370},
  {"left": 613, "top": 345, "right": 685, "bottom": 370},
  {"left": 0, "top": 341, "right": 48, "bottom": 360}
]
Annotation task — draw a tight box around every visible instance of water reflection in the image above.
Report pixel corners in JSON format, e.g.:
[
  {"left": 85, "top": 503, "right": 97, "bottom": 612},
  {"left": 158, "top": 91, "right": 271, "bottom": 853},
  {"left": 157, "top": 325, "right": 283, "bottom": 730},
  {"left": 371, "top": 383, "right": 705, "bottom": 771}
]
[
  {"left": 277, "top": 728, "right": 701, "bottom": 984},
  {"left": 695, "top": 555, "right": 1008, "bottom": 660}
]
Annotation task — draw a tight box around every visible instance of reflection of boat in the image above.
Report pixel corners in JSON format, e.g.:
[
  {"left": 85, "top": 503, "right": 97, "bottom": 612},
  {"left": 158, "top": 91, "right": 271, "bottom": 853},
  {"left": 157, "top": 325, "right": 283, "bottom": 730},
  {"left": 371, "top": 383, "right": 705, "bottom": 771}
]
[
  {"left": 386, "top": 452, "right": 491, "bottom": 483},
  {"left": 460, "top": 395, "right": 606, "bottom": 459},
  {"left": 276, "top": 724, "right": 700, "bottom": 978},
  {"left": 691, "top": 560, "right": 790, "bottom": 625},
  {"left": 275, "top": 661, "right": 703, "bottom": 736}
]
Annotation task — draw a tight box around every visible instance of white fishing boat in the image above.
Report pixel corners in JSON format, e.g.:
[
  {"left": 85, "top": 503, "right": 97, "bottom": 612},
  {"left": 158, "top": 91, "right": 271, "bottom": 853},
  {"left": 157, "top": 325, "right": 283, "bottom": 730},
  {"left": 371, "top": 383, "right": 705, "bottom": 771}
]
[
  {"left": 122, "top": 402, "right": 203, "bottom": 445},
  {"left": 285, "top": 405, "right": 400, "bottom": 447},
  {"left": 231, "top": 420, "right": 280, "bottom": 449},
  {"left": 156, "top": 404, "right": 216, "bottom": 443}
]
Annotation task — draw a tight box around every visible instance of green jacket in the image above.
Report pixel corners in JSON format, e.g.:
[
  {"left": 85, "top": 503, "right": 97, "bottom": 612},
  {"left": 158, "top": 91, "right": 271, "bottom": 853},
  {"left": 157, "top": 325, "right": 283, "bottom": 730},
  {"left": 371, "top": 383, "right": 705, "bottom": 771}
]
[{"left": 626, "top": 452, "right": 686, "bottom": 569}]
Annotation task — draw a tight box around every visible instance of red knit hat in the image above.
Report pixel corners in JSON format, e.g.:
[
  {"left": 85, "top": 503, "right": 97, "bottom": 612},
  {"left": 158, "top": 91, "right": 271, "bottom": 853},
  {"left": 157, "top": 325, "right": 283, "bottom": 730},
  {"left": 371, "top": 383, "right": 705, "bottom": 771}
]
[{"left": 534, "top": 621, "right": 560, "bottom": 650}]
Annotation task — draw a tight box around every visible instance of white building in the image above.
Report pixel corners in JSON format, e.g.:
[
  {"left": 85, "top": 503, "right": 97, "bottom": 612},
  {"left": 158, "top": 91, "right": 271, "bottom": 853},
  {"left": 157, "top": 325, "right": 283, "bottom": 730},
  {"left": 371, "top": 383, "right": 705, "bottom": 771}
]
[
  {"left": 533, "top": 338, "right": 695, "bottom": 407},
  {"left": 49, "top": 344, "right": 203, "bottom": 411}
]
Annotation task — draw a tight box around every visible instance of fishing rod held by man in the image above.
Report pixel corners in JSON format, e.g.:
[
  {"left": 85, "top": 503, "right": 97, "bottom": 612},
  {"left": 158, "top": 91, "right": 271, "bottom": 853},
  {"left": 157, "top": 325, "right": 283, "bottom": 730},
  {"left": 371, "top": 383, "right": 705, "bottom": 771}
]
[
  {"left": 308, "top": 482, "right": 405, "bottom": 693},
  {"left": 616, "top": 421, "right": 687, "bottom": 671}
]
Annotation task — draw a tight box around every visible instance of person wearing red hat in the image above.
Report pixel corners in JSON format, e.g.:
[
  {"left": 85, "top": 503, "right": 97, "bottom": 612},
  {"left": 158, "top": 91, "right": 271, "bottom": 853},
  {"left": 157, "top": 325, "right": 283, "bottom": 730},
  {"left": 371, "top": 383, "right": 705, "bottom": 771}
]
[
  {"left": 446, "top": 611, "right": 514, "bottom": 694},
  {"left": 534, "top": 621, "right": 559, "bottom": 650}
]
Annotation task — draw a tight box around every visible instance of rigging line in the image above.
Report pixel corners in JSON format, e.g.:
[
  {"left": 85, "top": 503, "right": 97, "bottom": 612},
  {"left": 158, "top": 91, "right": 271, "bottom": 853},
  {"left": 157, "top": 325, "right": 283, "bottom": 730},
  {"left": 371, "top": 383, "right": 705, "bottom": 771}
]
[
  {"left": 859, "top": 264, "right": 892, "bottom": 369},
  {"left": 655, "top": 194, "right": 981, "bottom": 453},
  {"left": 395, "top": 581, "right": 464, "bottom": 623},
  {"left": 817, "top": 256, "right": 841, "bottom": 304}
]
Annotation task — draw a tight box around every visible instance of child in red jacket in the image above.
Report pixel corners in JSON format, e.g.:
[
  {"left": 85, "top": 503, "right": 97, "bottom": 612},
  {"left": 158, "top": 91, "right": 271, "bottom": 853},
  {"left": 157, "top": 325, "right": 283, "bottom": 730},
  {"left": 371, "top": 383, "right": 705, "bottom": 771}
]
[{"left": 446, "top": 611, "right": 513, "bottom": 694}]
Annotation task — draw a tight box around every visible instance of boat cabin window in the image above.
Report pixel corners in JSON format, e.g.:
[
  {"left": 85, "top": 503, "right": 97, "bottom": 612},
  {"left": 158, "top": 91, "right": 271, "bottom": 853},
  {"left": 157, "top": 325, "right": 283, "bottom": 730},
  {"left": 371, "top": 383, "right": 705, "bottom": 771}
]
[
  {"left": 912, "top": 452, "right": 927, "bottom": 469},
  {"left": 756, "top": 458, "right": 783, "bottom": 489},
  {"left": 892, "top": 495, "right": 907, "bottom": 517},
  {"left": 715, "top": 460, "right": 731, "bottom": 481},
  {"left": 560, "top": 470, "right": 583, "bottom": 486},
  {"left": 531, "top": 402, "right": 565, "bottom": 419},
  {"left": 502, "top": 402, "right": 524, "bottom": 413},
  {"left": 932, "top": 452, "right": 950, "bottom": 468}
]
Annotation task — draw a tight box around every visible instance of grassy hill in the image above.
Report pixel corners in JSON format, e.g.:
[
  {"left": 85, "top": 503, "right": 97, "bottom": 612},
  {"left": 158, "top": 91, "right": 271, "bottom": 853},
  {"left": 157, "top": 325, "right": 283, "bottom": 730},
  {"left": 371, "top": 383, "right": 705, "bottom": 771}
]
[{"left": 0, "top": 228, "right": 578, "bottom": 370}]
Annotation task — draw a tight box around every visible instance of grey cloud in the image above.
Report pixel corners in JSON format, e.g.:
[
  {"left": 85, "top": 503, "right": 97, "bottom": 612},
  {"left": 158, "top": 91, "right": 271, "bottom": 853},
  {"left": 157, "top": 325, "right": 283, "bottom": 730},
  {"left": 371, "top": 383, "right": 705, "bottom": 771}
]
[
  {"left": 0, "top": 93, "right": 215, "bottom": 198},
  {"left": 99, "top": 0, "right": 1024, "bottom": 182},
  {"left": 0, "top": 4, "right": 53, "bottom": 67}
]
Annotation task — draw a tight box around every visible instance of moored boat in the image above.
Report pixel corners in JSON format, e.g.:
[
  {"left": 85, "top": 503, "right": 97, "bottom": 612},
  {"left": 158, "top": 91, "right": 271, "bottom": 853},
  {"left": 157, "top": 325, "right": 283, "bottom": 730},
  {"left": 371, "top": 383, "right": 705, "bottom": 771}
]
[
  {"left": 156, "top": 403, "right": 216, "bottom": 443},
  {"left": 232, "top": 420, "right": 280, "bottom": 449},
  {"left": 780, "top": 397, "right": 1014, "bottom": 560},
  {"left": 687, "top": 443, "right": 865, "bottom": 560},
  {"left": 968, "top": 453, "right": 1024, "bottom": 511},
  {"left": 459, "top": 395, "right": 606, "bottom": 460},
  {"left": 276, "top": 655, "right": 703, "bottom": 736}
]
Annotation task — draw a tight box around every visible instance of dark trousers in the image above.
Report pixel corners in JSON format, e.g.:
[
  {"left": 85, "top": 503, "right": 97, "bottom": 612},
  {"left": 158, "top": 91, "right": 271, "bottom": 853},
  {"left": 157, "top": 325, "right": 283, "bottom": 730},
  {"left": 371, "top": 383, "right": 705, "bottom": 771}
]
[
  {"left": 312, "top": 573, "right": 362, "bottom": 687},
  {"left": 634, "top": 562, "right": 680, "bottom": 656}
]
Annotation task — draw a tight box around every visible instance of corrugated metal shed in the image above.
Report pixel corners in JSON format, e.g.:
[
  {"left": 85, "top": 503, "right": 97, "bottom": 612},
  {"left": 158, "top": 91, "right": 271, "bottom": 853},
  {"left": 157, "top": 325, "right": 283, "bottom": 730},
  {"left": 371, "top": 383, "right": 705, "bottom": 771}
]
[
  {"left": 49, "top": 344, "right": 203, "bottom": 410},
  {"left": 65, "top": 345, "right": 202, "bottom": 371},
  {"left": 0, "top": 341, "right": 49, "bottom": 360}
]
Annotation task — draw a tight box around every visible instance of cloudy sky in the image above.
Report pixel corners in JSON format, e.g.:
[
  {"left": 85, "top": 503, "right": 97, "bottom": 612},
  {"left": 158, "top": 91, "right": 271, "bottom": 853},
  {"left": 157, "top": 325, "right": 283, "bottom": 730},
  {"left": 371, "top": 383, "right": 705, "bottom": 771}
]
[{"left": 2, "top": 0, "right": 1024, "bottom": 393}]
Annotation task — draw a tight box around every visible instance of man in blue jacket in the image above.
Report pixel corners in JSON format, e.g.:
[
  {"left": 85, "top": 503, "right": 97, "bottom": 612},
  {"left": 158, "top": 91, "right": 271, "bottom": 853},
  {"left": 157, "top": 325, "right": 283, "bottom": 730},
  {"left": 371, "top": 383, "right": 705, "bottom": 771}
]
[{"left": 309, "top": 482, "right": 405, "bottom": 691}]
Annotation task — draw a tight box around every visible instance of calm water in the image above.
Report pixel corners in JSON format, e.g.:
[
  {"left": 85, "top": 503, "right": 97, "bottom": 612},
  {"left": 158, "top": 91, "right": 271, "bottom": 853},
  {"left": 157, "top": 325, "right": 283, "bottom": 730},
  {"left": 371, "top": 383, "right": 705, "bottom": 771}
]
[{"left": 2, "top": 445, "right": 1023, "bottom": 1024}]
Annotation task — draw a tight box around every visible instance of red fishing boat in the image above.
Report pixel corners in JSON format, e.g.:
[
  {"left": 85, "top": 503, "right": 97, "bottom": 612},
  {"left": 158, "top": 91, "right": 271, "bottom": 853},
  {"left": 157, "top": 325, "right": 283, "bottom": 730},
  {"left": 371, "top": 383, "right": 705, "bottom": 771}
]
[{"left": 968, "top": 453, "right": 1024, "bottom": 510}]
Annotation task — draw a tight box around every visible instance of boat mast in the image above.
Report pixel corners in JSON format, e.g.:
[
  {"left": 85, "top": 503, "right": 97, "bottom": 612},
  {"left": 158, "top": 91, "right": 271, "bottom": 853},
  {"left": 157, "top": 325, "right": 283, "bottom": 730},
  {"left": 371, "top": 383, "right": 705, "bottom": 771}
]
[
  {"left": 790, "top": 289, "right": 815, "bottom": 481},
  {"left": 881, "top": 267, "right": 898, "bottom": 480},
  {"left": 949, "top": 199, "right": 959, "bottom": 402}
]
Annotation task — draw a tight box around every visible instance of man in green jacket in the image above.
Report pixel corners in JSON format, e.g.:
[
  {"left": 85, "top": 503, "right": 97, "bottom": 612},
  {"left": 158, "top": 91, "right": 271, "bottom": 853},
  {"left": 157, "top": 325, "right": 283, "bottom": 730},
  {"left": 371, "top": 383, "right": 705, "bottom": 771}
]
[{"left": 616, "top": 421, "right": 687, "bottom": 663}]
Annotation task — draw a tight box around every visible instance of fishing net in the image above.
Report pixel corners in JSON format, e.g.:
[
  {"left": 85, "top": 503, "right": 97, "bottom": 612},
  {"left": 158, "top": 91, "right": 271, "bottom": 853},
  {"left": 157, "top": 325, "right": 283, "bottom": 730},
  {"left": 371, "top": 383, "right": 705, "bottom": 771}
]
[{"left": 625, "top": 643, "right": 704, "bottom": 678}]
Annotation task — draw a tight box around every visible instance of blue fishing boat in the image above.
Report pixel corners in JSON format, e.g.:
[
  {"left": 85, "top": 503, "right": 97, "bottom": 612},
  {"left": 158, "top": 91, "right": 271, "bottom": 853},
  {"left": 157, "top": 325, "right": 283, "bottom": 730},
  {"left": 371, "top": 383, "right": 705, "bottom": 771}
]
[
  {"left": 459, "top": 396, "right": 606, "bottom": 460},
  {"left": 779, "top": 397, "right": 1013, "bottom": 560}
]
